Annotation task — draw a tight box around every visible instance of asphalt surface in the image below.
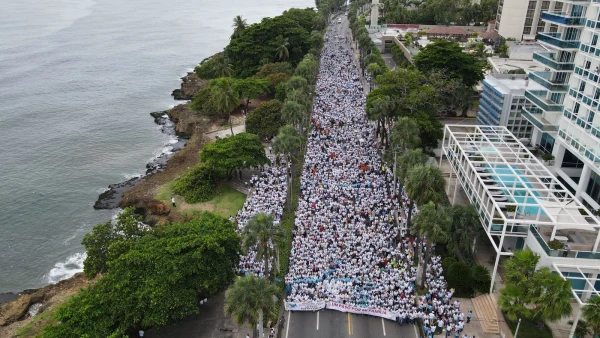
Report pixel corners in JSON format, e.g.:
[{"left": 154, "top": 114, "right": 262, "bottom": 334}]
[{"left": 284, "top": 310, "right": 418, "bottom": 338}]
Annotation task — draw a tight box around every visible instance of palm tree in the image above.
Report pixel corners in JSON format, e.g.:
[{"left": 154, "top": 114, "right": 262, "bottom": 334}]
[
  {"left": 396, "top": 149, "right": 428, "bottom": 189},
  {"left": 390, "top": 117, "right": 421, "bottom": 153},
  {"left": 448, "top": 204, "right": 483, "bottom": 258},
  {"left": 412, "top": 202, "right": 451, "bottom": 289},
  {"left": 582, "top": 296, "right": 600, "bottom": 337},
  {"left": 529, "top": 267, "right": 572, "bottom": 322},
  {"left": 274, "top": 35, "right": 290, "bottom": 61},
  {"left": 213, "top": 55, "right": 233, "bottom": 78},
  {"left": 225, "top": 275, "right": 279, "bottom": 338},
  {"left": 366, "top": 96, "right": 392, "bottom": 148},
  {"left": 212, "top": 78, "right": 240, "bottom": 135},
  {"left": 272, "top": 125, "right": 302, "bottom": 210},
  {"left": 498, "top": 284, "right": 531, "bottom": 321},
  {"left": 232, "top": 15, "right": 247, "bottom": 38},
  {"left": 404, "top": 164, "right": 446, "bottom": 229},
  {"left": 242, "top": 213, "right": 284, "bottom": 279},
  {"left": 282, "top": 101, "right": 304, "bottom": 131},
  {"left": 502, "top": 249, "right": 540, "bottom": 286}
]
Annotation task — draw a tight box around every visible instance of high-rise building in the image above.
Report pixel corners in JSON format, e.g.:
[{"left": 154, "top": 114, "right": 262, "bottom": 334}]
[
  {"left": 495, "top": 0, "right": 557, "bottom": 40},
  {"left": 477, "top": 74, "right": 542, "bottom": 139},
  {"left": 523, "top": 0, "right": 600, "bottom": 210}
]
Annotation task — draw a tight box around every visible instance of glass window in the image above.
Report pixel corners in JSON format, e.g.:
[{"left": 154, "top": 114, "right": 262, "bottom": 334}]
[
  {"left": 586, "top": 171, "right": 600, "bottom": 204},
  {"left": 593, "top": 35, "right": 599, "bottom": 46},
  {"left": 562, "top": 148, "right": 585, "bottom": 168},
  {"left": 539, "top": 132, "right": 555, "bottom": 154}
]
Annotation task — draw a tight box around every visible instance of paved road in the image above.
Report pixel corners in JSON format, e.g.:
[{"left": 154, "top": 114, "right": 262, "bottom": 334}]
[{"left": 284, "top": 310, "right": 418, "bottom": 338}]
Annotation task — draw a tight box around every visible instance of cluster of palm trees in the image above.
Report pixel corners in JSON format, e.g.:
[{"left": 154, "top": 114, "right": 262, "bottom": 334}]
[
  {"left": 499, "top": 249, "right": 600, "bottom": 337},
  {"left": 387, "top": 116, "right": 484, "bottom": 290}
]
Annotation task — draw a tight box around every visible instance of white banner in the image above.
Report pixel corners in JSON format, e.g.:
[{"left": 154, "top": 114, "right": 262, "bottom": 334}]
[
  {"left": 326, "top": 302, "right": 398, "bottom": 320},
  {"left": 285, "top": 301, "right": 326, "bottom": 311}
]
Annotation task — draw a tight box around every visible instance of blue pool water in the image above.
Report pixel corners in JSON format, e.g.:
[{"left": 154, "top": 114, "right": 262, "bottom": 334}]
[{"left": 490, "top": 165, "right": 543, "bottom": 216}]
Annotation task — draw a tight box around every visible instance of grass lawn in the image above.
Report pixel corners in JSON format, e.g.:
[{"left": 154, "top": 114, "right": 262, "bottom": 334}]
[
  {"left": 155, "top": 181, "right": 246, "bottom": 219},
  {"left": 503, "top": 314, "right": 553, "bottom": 338}
]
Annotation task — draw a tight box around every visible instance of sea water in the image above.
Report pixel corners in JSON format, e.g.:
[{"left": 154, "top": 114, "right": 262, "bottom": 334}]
[{"left": 0, "top": 0, "right": 312, "bottom": 293}]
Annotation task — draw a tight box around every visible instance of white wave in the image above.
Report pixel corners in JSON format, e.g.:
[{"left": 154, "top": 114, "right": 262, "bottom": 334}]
[
  {"left": 123, "top": 173, "right": 142, "bottom": 180},
  {"left": 167, "top": 137, "right": 179, "bottom": 145},
  {"left": 46, "top": 252, "right": 87, "bottom": 284}
]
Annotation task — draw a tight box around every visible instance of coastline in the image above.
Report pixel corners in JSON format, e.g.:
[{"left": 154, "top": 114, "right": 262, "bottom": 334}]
[{"left": 0, "top": 68, "right": 216, "bottom": 323}]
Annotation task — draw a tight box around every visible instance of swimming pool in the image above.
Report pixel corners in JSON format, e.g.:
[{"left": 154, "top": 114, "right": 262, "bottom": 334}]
[{"left": 488, "top": 165, "right": 543, "bottom": 216}]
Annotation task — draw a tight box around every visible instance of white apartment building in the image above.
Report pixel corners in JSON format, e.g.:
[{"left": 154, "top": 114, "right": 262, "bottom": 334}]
[
  {"left": 441, "top": 125, "right": 600, "bottom": 337},
  {"left": 523, "top": 0, "right": 600, "bottom": 211},
  {"left": 496, "top": 0, "right": 558, "bottom": 40}
]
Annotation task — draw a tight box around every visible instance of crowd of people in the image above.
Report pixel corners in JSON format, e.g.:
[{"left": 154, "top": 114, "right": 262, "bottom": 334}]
[
  {"left": 228, "top": 16, "right": 473, "bottom": 337},
  {"left": 232, "top": 156, "right": 288, "bottom": 277}
]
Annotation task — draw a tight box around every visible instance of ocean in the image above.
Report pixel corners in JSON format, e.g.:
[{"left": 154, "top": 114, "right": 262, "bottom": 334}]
[{"left": 0, "top": 0, "right": 311, "bottom": 293}]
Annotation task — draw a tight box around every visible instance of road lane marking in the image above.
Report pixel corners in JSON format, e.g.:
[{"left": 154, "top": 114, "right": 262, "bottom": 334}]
[
  {"left": 316, "top": 311, "right": 319, "bottom": 330},
  {"left": 285, "top": 311, "right": 291, "bottom": 338},
  {"left": 347, "top": 312, "right": 352, "bottom": 335},
  {"left": 381, "top": 318, "right": 386, "bottom": 336},
  {"left": 413, "top": 323, "right": 418, "bottom": 338}
]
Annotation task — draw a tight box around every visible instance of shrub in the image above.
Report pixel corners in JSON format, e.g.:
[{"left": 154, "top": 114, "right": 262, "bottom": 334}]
[
  {"left": 442, "top": 257, "right": 457, "bottom": 271},
  {"left": 547, "top": 239, "right": 565, "bottom": 250},
  {"left": 472, "top": 265, "right": 491, "bottom": 293},
  {"left": 173, "top": 165, "right": 218, "bottom": 203},
  {"left": 245, "top": 100, "right": 284, "bottom": 140},
  {"left": 275, "top": 83, "right": 287, "bottom": 101},
  {"left": 447, "top": 262, "right": 473, "bottom": 293}
]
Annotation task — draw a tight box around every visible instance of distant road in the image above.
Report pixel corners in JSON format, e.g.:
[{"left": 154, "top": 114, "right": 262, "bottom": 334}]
[{"left": 284, "top": 310, "right": 418, "bottom": 338}]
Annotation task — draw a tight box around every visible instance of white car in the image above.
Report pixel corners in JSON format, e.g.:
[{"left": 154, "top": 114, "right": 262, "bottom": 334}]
[{"left": 337, "top": 18, "right": 342, "bottom": 23}]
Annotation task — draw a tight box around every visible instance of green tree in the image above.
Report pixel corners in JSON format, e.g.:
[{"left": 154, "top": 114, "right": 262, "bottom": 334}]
[
  {"left": 529, "top": 268, "right": 573, "bottom": 322},
  {"left": 412, "top": 202, "right": 451, "bottom": 288},
  {"left": 295, "top": 54, "right": 319, "bottom": 85},
  {"left": 582, "top": 296, "right": 600, "bottom": 337},
  {"left": 245, "top": 100, "right": 284, "bottom": 140},
  {"left": 281, "top": 100, "right": 304, "bottom": 131},
  {"left": 172, "top": 165, "right": 218, "bottom": 203},
  {"left": 257, "top": 62, "right": 294, "bottom": 77},
  {"left": 272, "top": 125, "right": 302, "bottom": 210},
  {"left": 225, "top": 276, "right": 279, "bottom": 338},
  {"left": 475, "top": 41, "right": 486, "bottom": 58},
  {"left": 200, "top": 132, "right": 270, "bottom": 178},
  {"left": 448, "top": 204, "right": 482, "bottom": 258},
  {"left": 404, "top": 164, "right": 447, "bottom": 228},
  {"left": 412, "top": 39, "right": 486, "bottom": 88},
  {"left": 82, "top": 207, "right": 148, "bottom": 279},
  {"left": 213, "top": 55, "right": 234, "bottom": 78},
  {"left": 274, "top": 35, "right": 290, "bottom": 61},
  {"left": 503, "top": 249, "right": 540, "bottom": 286},
  {"left": 390, "top": 117, "right": 421, "bottom": 153},
  {"left": 234, "top": 77, "right": 270, "bottom": 113},
  {"left": 396, "top": 149, "right": 428, "bottom": 188},
  {"left": 45, "top": 212, "right": 241, "bottom": 337},
  {"left": 499, "top": 284, "right": 531, "bottom": 321},
  {"left": 211, "top": 77, "right": 240, "bottom": 134},
  {"left": 242, "top": 212, "right": 284, "bottom": 279},
  {"left": 232, "top": 15, "right": 248, "bottom": 38},
  {"left": 194, "top": 58, "right": 217, "bottom": 80}
]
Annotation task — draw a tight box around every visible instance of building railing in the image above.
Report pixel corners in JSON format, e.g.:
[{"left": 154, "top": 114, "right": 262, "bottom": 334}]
[
  {"left": 529, "top": 72, "right": 569, "bottom": 92},
  {"left": 529, "top": 225, "right": 600, "bottom": 259},
  {"left": 537, "top": 32, "right": 581, "bottom": 49},
  {"left": 525, "top": 90, "right": 563, "bottom": 112},
  {"left": 532, "top": 52, "right": 575, "bottom": 71},
  {"left": 541, "top": 11, "right": 586, "bottom": 26},
  {"left": 522, "top": 107, "right": 559, "bottom": 131}
]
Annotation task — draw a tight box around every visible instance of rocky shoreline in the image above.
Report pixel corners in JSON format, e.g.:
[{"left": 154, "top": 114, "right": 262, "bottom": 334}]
[{"left": 93, "top": 110, "right": 187, "bottom": 209}]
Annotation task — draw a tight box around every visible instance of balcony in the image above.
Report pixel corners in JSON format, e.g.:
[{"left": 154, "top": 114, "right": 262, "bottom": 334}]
[
  {"left": 541, "top": 11, "right": 586, "bottom": 26},
  {"left": 525, "top": 90, "right": 563, "bottom": 112},
  {"left": 536, "top": 32, "right": 581, "bottom": 50},
  {"left": 522, "top": 106, "right": 559, "bottom": 132},
  {"left": 529, "top": 72, "right": 569, "bottom": 92},
  {"left": 532, "top": 52, "right": 574, "bottom": 71},
  {"left": 530, "top": 225, "right": 600, "bottom": 260}
]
